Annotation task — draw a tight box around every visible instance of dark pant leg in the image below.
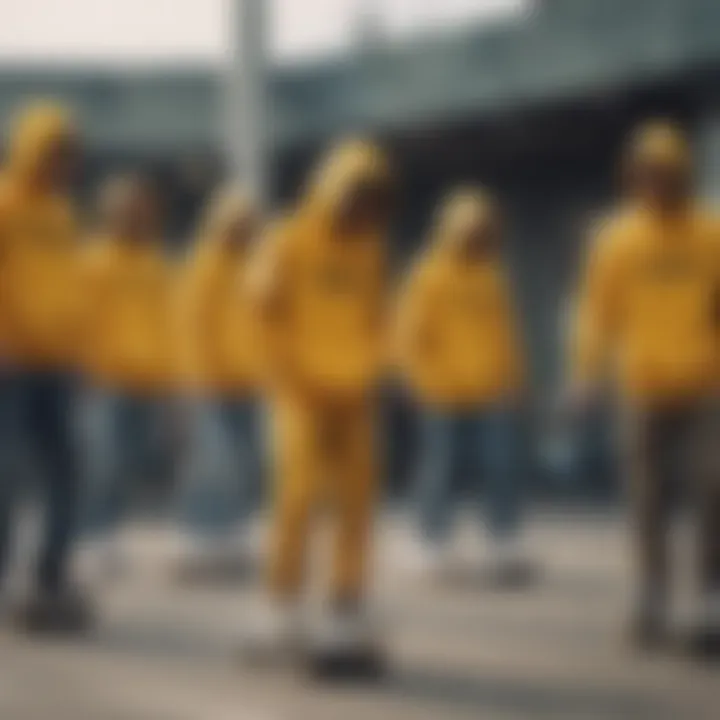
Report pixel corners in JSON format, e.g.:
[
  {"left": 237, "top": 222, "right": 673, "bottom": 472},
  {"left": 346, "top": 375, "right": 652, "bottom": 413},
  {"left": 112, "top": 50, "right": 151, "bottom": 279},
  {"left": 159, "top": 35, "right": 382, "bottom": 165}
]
[
  {"left": 84, "top": 391, "right": 137, "bottom": 534},
  {"left": 698, "top": 489, "right": 720, "bottom": 593},
  {"left": 0, "top": 373, "right": 21, "bottom": 587},
  {"left": 27, "top": 373, "right": 78, "bottom": 594},
  {"left": 182, "top": 400, "right": 242, "bottom": 534},
  {"left": 0, "top": 449, "right": 12, "bottom": 587},
  {"left": 626, "top": 408, "right": 680, "bottom": 602},
  {"left": 124, "top": 397, "right": 162, "bottom": 512},
  {"left": 690, "top": 404, "right": 720, "bottom": 594},
  {"left": 474, "top": 407, "right": 522, "bottom": 540},
  {"left": 221, "top": 398, "right": 261, "bottom": 523},
  {"left": 417, "top": 411, "right": 462, "bottom": 544}
]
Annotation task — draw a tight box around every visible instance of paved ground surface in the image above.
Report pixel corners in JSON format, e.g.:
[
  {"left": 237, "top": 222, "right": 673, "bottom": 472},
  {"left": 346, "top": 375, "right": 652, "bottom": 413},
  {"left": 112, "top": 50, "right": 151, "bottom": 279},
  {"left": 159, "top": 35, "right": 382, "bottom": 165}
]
[{"left": 0, "top": 512, "right": 717, "bottom": 720}]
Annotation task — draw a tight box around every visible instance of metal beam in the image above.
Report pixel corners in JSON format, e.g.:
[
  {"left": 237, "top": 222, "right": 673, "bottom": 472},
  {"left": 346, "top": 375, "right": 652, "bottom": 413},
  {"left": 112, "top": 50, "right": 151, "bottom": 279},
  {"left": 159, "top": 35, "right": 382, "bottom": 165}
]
[{"left": 223, "top": 0, "right": 268, "bottom": 202}]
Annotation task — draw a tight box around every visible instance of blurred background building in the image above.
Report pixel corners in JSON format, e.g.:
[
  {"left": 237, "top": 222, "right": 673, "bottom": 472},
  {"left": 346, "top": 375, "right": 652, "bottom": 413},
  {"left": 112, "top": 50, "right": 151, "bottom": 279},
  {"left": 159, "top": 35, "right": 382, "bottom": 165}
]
[{"left": 1, "top": 0, "right": 719, "bottom": 495}]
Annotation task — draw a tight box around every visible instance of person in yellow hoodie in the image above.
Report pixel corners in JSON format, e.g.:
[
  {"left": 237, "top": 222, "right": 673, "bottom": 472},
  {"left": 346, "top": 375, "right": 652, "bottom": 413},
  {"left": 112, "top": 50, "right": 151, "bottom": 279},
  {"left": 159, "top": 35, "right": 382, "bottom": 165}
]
[
  {"left": 80, "top": 173, "right": 173, "bottom": 575},
  {"left": 0, "top": 101, "right": 89, "bottom": 630},
  {"left": 396, "top": 188, "right": 529, "bottom": 584},
  {"left": 568, "top": 121, "right": 720, "bottom": 654},
  {"left": 244, "top": 139, "right": 393, "bottom": 669},
  {"left": 174, "top": 186, "right": 262, "bottom": 571}
]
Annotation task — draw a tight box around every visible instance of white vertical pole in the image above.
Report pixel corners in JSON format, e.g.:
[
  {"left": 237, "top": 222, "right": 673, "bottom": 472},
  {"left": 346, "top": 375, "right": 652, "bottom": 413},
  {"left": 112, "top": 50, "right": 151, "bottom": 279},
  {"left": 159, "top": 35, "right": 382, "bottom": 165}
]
[
  {"left": 697, "top": 111, "right": 720, "bottom": 202},
  {"left": 224, "top": 0, "right": 268, "bottom": 203}
]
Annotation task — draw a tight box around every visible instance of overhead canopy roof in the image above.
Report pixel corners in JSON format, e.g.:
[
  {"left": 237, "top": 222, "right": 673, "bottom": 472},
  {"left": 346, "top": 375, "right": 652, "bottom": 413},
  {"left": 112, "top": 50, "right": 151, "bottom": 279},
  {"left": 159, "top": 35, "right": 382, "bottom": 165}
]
[{"left": 0, "top": 0, "right": 717, "bottom": 153}]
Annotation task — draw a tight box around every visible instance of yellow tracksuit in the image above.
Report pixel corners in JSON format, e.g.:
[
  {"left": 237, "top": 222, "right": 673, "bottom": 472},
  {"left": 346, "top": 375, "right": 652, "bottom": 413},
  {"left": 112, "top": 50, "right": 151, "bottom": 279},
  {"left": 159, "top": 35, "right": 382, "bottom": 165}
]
[
  {"left": 0, "top": 103, "right": 81, "bottom": 368},
  {"left": 572, "top": 205, "right": 720, "bottom": 404},
  {"left": 179, "top": 235, "right": 258, "bottom": 398},
  {"left": 250, "top": 140, "right": 390, "bottom": 601},
  {"left": 396, "top": 194, "right": 524, "bottom": 409},
  {"left": 81, "top": 236, "right": 173, "bottom": 394},
  {"left": 573, "top": 124, "right": 720, "bottom": 603}
]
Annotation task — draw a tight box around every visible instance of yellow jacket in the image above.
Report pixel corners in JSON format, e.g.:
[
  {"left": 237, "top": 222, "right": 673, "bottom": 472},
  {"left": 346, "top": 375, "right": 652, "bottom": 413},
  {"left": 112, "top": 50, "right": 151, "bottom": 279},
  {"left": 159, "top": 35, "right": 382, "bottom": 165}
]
[
  {"left": 81, "top": 236, "right": 173, "bottom": 393},
  {"left": 396, "top": 193, "right": 524, "bottom": 408},
  {"left": 572, "top": 205, "right": 720, "bottom": 403},
  {"left": 248, "top": 140, "right": 390, "bottom": 404},
  {"left": 179, "top": 237, "right": 258, "bottom": 395},
  {"left": 0, "top": 102, "right": 81, "bottom": 367}
]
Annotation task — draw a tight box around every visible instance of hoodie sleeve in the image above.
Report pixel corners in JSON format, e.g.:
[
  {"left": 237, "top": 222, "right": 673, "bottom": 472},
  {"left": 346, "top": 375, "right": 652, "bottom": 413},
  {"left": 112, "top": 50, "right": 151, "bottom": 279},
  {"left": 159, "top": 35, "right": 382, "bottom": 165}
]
[
  {"left": 246, "top": 218, "right": 297, "bottom": 389},
  {"left": 571, "top": 219, "right": 625, "bottom": 385},
  {"left": 178, "top": 244, "right": 221, "bottom": 390},
  {"left": 496, "top": 270, "right": 526, "bottom": 392},
  {"left": 0, "top": 194, "right": 11, "bottom": 352},
  {"left": 394, "top": 257, "right": 441, "bottom": 383},
  {"left": 75, "top": 241, "right": 112, "bottom": 372}
]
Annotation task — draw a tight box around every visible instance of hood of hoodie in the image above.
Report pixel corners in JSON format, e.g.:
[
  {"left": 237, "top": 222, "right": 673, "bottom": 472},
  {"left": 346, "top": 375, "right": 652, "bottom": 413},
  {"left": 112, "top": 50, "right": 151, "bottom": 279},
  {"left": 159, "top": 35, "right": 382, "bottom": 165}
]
[
  {"left": 197, "top": 184, "right": 257, "bottom": 249},
  {"left": 625, "top": 120, "right": 690, "bottom": 175},
  {"left": 429, "top": 187, "right": 499, "bottom": 258},
  {"left": 623, "top": 120, "right": 695, "bottom": 220},
  {"left": 5, "top": 101, "right": 75, "bottom": 191},
  {"left": 300, "top": 138, "right": 392, "bottom": 236}
]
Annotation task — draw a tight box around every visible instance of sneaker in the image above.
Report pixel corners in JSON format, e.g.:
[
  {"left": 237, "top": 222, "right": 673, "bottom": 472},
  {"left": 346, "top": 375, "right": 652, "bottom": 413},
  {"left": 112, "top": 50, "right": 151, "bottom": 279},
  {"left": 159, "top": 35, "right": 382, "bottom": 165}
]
[
  {"left": 174, "top": 535, "right": 254, "bottom": 585},
  {"left": 306, "top": 604, "right": 385, "bottom": 680},
  {"left": 401, "top": 537, "right": 451, "bottom": 579},
  {"left": 98, "top": 541, "right": 130, "bottom": 581},
  {"left": 77, "top": 537, "right": 129, "bottom": 584},
  {"left": 627, "top": 598, "right": 668, "bottom": 653},
  {"left": 687, "top": 592, "right": 720, "bottom": 660},
  {"left": 13, "top": 585, "right": 94, "bottom": 635},
  {"left": 486, "top": 536, "right": 536, "bottom": 589},
  {"left": 239, "top": 599, "right": 302, "bottom": 665},
  {"left": 0, "top": 587, "right": 11, "bottom": 623}
]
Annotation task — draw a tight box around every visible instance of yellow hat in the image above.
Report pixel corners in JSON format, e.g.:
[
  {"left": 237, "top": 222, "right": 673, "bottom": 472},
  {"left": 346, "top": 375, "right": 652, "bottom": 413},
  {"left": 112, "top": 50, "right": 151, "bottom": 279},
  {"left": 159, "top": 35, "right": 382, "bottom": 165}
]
[{"left": 626, "top": 120, "right": 690, "bottom": 173}]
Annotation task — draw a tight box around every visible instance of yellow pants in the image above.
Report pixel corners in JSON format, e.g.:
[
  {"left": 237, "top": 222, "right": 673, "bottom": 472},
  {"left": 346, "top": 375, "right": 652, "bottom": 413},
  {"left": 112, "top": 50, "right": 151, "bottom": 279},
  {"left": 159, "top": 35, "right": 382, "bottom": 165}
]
[{"left": 267, "top": 396, "right": 377, "bottom": 603}]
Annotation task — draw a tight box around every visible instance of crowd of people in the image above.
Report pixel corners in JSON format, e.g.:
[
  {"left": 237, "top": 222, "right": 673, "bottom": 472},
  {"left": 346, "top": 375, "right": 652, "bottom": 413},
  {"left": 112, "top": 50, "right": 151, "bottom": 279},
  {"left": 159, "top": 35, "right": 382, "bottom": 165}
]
[{"left": 0, "top": 99, "right": 718, "bottom": 676}]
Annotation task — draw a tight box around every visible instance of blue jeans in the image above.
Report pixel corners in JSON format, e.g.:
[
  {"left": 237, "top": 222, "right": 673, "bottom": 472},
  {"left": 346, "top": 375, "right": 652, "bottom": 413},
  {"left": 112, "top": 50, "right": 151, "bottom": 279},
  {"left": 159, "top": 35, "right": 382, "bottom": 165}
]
[
  {"left": 417, "top": 407, "right": 523, "bottom": 544},
  {"left": 0, "top": 370, "right": 78, "bottom": 593},
  {"left": 178, "top": 398, "right": 261, "bottom": 536},
  {"left": 83, "top": 390, "right": 167, "bottom": 534}
]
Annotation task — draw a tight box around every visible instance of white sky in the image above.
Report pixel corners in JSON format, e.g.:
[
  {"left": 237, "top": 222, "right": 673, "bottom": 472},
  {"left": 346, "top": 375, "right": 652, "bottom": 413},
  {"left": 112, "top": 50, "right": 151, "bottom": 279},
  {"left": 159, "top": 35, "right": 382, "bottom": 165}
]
[{"left": 0, "top": 0, "right": 529, "bottom": 67}]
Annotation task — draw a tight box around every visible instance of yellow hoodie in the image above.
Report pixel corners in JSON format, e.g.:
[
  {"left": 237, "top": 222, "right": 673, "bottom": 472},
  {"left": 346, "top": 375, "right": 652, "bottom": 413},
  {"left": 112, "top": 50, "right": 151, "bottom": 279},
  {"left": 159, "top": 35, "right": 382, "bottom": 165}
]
[
  {"left": 572, "top": 123, "right": 720, "bottom": 403},
  {"left": 396, "top": 190, "right": 524, "bottom": 408},
  {"left": 179, "top": 188, "right": 259, "bottom": 395},
  {"left": 249, "top": 139, "right": 390, "bottom": 404},
  {"left": 81, "top": 236, "right": 173, "bottom": 393},
  {"left": 0, "top": 102, "right": 81, "bottom": 367}
]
